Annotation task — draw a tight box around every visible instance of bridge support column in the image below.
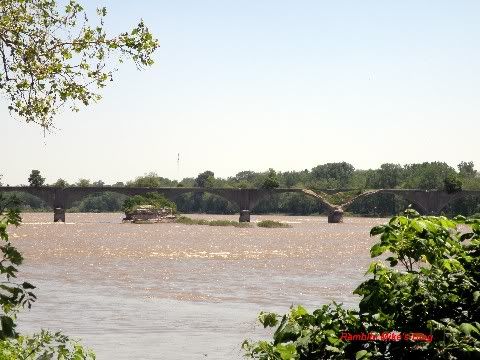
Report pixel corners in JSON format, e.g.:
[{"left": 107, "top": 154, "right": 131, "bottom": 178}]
[
  {"left": 54, "top": 208, "right": 65, "bottom": 223},
  {"left": 239, "top": 210, "right": 251, "bottom": 222},
  {"left": 328, "top": 208, "right": 343, "bottom": 223}
]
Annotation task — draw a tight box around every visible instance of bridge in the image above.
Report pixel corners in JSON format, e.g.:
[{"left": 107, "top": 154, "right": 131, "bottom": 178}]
[{"left": 0, "top": 186, "right": 479, "bottom": 223}]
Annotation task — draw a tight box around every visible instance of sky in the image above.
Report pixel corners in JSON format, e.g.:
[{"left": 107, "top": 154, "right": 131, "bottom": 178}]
[{"left": 2, "top": 0, "right": 480, "bottom": 185}]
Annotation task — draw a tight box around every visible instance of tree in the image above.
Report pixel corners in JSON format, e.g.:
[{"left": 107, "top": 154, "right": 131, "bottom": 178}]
[
  {"left": 261, "top": 168, "right": 280, "bottom": 189},
  {"left": 128, "top": 172, "right": 177, "bottom": 187},
  {"left": 458, "top": 161, "right": 477, "bottom": 178},
  {"left": 402, "top": 162, "right": 456, "bottom": 189},
  {"left": 52, "top": 178, "right": 68, "bottom": 188},
  {"left": 76, "top": 178, "right": 91, "bottom": 187},
  {"left": 0, "top": 0, "right": 159, "bottom": 129},
  {"left": 444, "top": 173, "right": 462, "bottom": 193},
  {"left": 112, "top": 181, "right": 125, "bottom": 187},
  {"left": 92, "top": 180, "right": 105, "bottom": 187},
  {"left": 366, "top": 163, "right": 403, "bottom": 189},
  {"left": 195, "top": 171, "right": 215, "bottom": 188},
  {"left": 27, "top": 169, "right": 45, "bottom": 187},
  {"left": 311, "top": 162, "right": 355, "bottom": 188}
]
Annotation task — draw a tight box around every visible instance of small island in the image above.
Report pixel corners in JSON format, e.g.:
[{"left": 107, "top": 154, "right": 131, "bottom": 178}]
[{"left": 122, "top": 193, "right": 177, "bottom": 223}]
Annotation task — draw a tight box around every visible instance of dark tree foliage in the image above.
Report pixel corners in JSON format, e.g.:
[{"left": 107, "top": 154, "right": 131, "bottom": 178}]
[
  {"left": 444, "top": 174, "right": 463, "bottom": 194},
  {"left": 195, "top": 171, "right": 215, "bottom": 188},
  {"left": 261, "top": 169, "right": 280, "bottom": 189},
  {"left": 27, "top": 169, "right": 45, "bottom": 187}
]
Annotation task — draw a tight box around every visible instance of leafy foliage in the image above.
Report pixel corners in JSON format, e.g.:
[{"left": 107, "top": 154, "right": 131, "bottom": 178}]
[
  {"left": 444, "top": 174, "right": 462, "bottom": 193},
  {"left": 257, "top": 220, "right": 291, "bottom": 228},
  {"left": 261, "top": 169, "right": 280, "bottom": 189},
  {"left": 0, "top": 194, "right": 36, "bottom": 339},
  {"left": 51, "top": 178, "right": 69, "bottom": 188},
  {"left": 127, "top": 172, "right": 178, "bottom": 188},
  {"left": 122, "top": 192, "right": 176, "bottom": 215},
  {"left": 27, "top": 170, "right": 44, "bottom": 187},
  {"left": 69, "top": 191, "right": 126, "bottom": 213},
  {"left": 195, "top": 171, "right": 215, "bottom": 188},
  {"left": 174, "top": 216, "right": 252, "bottom": 228},
  {"left": 0, "top": 0, "right": 159, "bottom": 128},
  {"left": 244, "top": 210, "right": 480, "bottom": 359},
  {"left": 0, "top": 330, "right": 95, "bottom": 359}
]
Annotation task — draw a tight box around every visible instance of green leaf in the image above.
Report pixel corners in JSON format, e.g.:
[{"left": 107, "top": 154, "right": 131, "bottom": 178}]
[
  {"left": 356, "top": 350, "right": 370, "bottom": 360},
  {"left": 459, "top": 323, "right": 480, "bottom": 336},
  {"left": 370, "top": 243, "right": 387, "bottom": 257}
]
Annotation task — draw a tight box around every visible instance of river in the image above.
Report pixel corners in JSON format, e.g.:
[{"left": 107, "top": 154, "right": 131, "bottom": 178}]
[{"left": 12, "top": 213, "right": 386, "bottom": 359}]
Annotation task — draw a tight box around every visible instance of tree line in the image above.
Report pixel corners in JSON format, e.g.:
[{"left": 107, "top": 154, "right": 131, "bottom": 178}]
[{"left": 2, "top": 161, "right": 480, "bottom": 216}]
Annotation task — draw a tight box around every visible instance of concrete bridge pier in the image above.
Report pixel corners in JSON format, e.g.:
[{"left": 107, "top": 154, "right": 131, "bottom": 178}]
[
  {"left": 327, "top": 207, "right": 344, "bottom": 223},
  {"left": 239, "top": 210, "right": 251, "bottom": 222},
  {"left": 54, "top": 208, "right": 66, "bottom": 222}
]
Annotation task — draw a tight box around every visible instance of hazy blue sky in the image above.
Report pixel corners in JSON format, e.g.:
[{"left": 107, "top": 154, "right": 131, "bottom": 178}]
[{"left": 2, "top": 0, "right": 479, "bottom": 185}]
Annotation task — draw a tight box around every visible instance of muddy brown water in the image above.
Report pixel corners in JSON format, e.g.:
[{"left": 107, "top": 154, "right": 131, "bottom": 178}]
[{"left": 11, "top": 213, "right": 386, "bottom": 359}]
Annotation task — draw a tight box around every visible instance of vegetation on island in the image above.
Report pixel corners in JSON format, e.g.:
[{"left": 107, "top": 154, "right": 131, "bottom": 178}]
[
  {"left": 243, "top": 210, "right": 480, "bottom": 359},
  {"left": 174, "top": 216, "right": 292, "bottom": 228},
  {"left": 122, "top": 193, "right": 177, "bottom": 216},
  {"left": 257, "top": 220, "right": 292, "bottom": 228},
  {"left": 174, "top": 216, "right": 252, "bottom": 228}
]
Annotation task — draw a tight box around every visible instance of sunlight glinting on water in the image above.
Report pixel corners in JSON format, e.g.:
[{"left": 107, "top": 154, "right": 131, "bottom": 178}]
[{"left": 14, "top": 213, "right": 385, "bottom": 359}]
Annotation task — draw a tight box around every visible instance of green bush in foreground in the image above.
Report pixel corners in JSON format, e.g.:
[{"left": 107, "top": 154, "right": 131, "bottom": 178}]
[
  {"left": 257, "top": 220, "right": 292, "bottom": 228},
  {"left": 243, "top": 209, "right": 480, "bottom": 359}
]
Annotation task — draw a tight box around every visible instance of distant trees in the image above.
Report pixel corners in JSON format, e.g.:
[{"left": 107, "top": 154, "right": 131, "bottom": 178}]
[
  {"left": 402, "top": 162, "right": 456, "bottom": 189},
  {"left": 8, "top": 161, "right": 480, "bottom": 216},
  {"left": 52, "top": 179, "right": 69, "bottom": 188},
  {"left": 458, "top": 161, "right": 477, "bottom": 178},
  {"left": 28, "top": 170, "right": 45, "bottom": 187},
  {"left": 366, "top": 163, "right": 403, "bottom": 189},
  {"left": 311, "top": 162, "right": 355, "bottom": 188},
  {"left": 76, "top": 179, "right": 91, "bottom": 187},
  {"left": 195, "top": 171, "right": 215, "bottom": 188},
  {"left": 261, "top": 169, "right": 280, "bottom": 189},
  {"left": 128, "top": 172, "right": 177, "bottom": 187},
  {"left": 444, "top": 174, "right": 463, "bottom": 193}
]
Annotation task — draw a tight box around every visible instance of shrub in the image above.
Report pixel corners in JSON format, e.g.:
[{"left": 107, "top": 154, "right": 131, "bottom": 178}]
[
  {"left": 243, "top": 210, "right": 480, "bottom": 359},
  {"left": 175, "top": 216, "right": 252, "bottom": 228},
  {"left": 257, "top": 220, "right": 292, "bottom": 228}
]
